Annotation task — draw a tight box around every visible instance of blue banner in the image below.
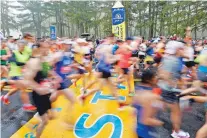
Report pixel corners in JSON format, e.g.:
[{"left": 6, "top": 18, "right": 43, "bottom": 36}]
[
  {"left": 50, "top": 25, "right": 56, "bottom": 40},
  {"left": 112, "top": 7, "right": 126, "bottom": 41},
  {"left": 112, "top": 8, "right": 125, "bottom": 25}
]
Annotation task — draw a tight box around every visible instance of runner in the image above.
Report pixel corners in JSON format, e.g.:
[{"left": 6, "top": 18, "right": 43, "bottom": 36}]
[
  {"left": 17, "top": 41, "right": 59, "bottom": 138},
  {"left": 0, "top": 39, "right": 11, "bottom": 90},
  {"left": 180, "top": 80, "right": 207, "bottom": 138},
  {"left": 50, "top": 40, "right": 76, "bottom": 105},
  {"left": 133, "top": 69, "right": 164, "bottom": 138},
  {"left": 1, "top": 40, "right": 36, "bottom": 111},
  {"left": 115, "top": 40, "right": 135, "bottom": 96},
  {"left": 158, "top": 41, "right": 190, "bottom": 138},
  {"left": 78, "top": 35, "right": 121, "bottom": 105}
]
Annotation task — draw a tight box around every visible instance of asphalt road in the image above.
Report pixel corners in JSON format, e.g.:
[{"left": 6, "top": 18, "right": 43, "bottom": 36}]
[{"left": 1, "top": 86, "right": 205, "bottom": 138}]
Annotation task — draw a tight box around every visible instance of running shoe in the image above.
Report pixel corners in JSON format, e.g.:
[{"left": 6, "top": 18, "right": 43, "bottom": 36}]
[
  {"left": 78, "top": 95, "right": 86, "bottom": 105},
  {"left": 23, "top": 105, "right": 37, "bottom": 112},
  {"left": 171, "top": 130, "right": 190, "bottom": 138},
  {"left": 117, "top": 84, "right": 126, "bottom": 89},
  {"left": 71, "top": 79, "right": 77, "bottom": 87},
  {"left": 118, "top": 102, "right": 128, "bottom": 111},
  {"left": 1, "top": 95, "right": 10, "bottom": 105},
  {"left": 128, "top": 92, "right": 135, "bottom": 97}
]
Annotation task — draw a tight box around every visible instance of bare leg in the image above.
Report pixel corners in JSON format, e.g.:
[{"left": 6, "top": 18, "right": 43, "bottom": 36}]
[
  {"left": 60, "top": 89, "right": 76, "bottom": 105},
  {"left": 7, "top": 88, "right": 18, "bottom": 96},
  {"left": 168, "top": 103, "right": 181, "bottom": 133},
  {"left": 196, "top": 123, "right": 207, "bottom": 138},
  {"left": 0, "top": 81, "right": 6, "bottom": 91},
  {"left": 19, "top": 89, "right": 31, "bottom": 105},
  {"left": 126, "top": 74, "right": 132, "bottom": 92},
  {"left": 36, "top": 113, "right": 49, "bottom": 138},
  {"left": 108, "top": 78, "right": 119, "bottom": 101}
]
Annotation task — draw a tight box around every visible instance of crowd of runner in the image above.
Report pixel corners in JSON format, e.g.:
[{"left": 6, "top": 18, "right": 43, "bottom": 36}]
[{"left": 0, "top": 26, "right": 207, "bottom": 138}]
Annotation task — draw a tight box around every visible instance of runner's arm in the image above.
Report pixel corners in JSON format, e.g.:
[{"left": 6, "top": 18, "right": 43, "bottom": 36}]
[{"left": 23, "top": 58, "right": 56, "bottom": 95}]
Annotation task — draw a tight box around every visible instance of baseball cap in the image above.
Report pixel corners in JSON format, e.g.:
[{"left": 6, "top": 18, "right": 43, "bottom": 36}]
[
  {"left": 165, "top": 41, "right": 184, "bottom": 54},
  {"left": 126, "top": 37, "right": 133, "bottom": 41},
  {"left": 116, "top": 39, "right": 124, "bottom": 43},
  {"left": 62, "top": 39, "right": 74, "bottom": 45}
]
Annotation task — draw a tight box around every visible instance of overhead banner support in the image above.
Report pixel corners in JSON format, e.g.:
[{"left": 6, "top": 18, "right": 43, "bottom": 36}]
[
  {"left": 112, "top": 1, "right": 126, "bottom": 41},
  {"left": 50, "top": 25, "right": 56, "bottom": 40}
]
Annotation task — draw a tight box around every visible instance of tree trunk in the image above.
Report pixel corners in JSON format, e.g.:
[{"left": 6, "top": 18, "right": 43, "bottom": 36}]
[
  {"left": 5, "top": 1, "right": 10, "bottom": 36},
  {"left": 194, "top": 2, "right": 198, "bottom": 39},
  {"left": 36, "top": 12, "right": 41, "bottom": 37},
  {"left": 167, "top": 5, "right": 171, "bottom": 35},
  {"left": 55, "top": 4, "right": 59, "bottom": 37},
  {"left": 1, "top": 2, "right": 6, "bottom": 36},
  {"left": 154, "top": 3, "right": 158, "bottom": 37},
  {"left": 139, "top": 9, "right": 142, "bottom": 36},
  {"left": 143, "top": 10, "right": 146, "bottom": 38},
  {"left": 187, "top": 4, "right": 191, "bottom": 25},
  {"left": 148, "top": 1, "right": 152, "bottom": 38},
  {"left": 175, "top": 4, "right": 180, "bottom": 34}
]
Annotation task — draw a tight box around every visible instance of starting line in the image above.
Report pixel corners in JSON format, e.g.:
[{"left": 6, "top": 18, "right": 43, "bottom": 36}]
[{"left": 10, "top": 75, "right": 137, "bottom": 138}]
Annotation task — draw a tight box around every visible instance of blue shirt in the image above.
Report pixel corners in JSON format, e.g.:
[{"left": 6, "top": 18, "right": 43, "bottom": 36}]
[
  {"left": 55, "top": 55, "right": 73, "bottom": 80},
  {"left": 133, "top": 85, "right": 158, "bottom": 138}
]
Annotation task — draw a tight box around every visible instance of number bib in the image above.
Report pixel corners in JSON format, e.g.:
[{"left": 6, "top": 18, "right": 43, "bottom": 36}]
[{"left": 60, "top": 66, "right": 72, "bottom": 74}]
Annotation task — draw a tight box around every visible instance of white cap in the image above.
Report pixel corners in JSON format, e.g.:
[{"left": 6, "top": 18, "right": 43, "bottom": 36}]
[
  {"left": 153, "top": 39, "right": 159, "bottom": 43},
  {"left": 165, "top": 41, "right": 184, "bottom": 54},
  {"left": 62, "top": 39, "right": 73, "bottom": 44},
  {"left": 76, "top": 38, "right": 87, "bottom": 43}
]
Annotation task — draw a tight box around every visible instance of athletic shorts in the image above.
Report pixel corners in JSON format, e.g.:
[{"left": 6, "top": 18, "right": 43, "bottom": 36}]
[
  {"left": 158, "top": 82, "right": 180, "bottom": 104},
  {"left": 58, "top": 79, "right": 71, "bottom": 90},
  {"left": 197, "top": 71, "right": 207, "bottom": 82},
  {"left": 139, "top": 55, "right": 145, "bottom": 60},
  {"left": 77, "top": 68, "right": 84, "bottom": 74},
  {"left": 132, "top": 53, "right": 138, "bottom": 57},
  {"left": 97, "top": 67, "right": 111, "bottom": 79},
  {"left": 204, "top": 102, "right": 207, "bottom": 112},
  {"left": 1, "top": 77, "right": 8, "bottom": 81},
  {"left": 161, "top": 90, "right": 179, "bottom": 104},
  {"left": 184, "top": 61, "right": 195, "bottom": 68},
  {"left": 32, "top": 91, "right": 51, "bottom": 116},
  {"left": 136, "top": 123, "right": 158, "bottom": 138},
  {"left": 121, "top": 68, "right": 129, "bottom": 75},
  {"left": 11, "top": 76, "right": 22, "bottom": 80}
]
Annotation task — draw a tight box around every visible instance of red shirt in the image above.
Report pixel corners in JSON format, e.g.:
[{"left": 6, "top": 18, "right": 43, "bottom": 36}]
[{"left": 116, "top": 48, "right": 132, "bottom": 68}]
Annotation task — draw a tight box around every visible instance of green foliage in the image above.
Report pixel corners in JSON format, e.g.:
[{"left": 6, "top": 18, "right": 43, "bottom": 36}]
[{"left": 1, "top": 1, "right": 207, "bottom": 39}]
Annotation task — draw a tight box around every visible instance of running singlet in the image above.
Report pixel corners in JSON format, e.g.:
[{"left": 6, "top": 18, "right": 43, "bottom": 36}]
[
  {"left": 9, "top": 50, "right": 31, "bottom": 77},
  {"left": 116, "top": 49, "right": 132, "bottom": 68},
  {"left": 33, "top": 61, "right": 52, "bottom": 116},
  {"left": 133, "top": 85, "right": 158, "bottom": 138},
  {"left": 97, "top": 54, "right": 111, "bottom": 73},
  {"left": 0, "top": 49, "right": 7, "bottom": 65},
  {"left": 55, "top": 55, "right": 73, "bottom": 80}
]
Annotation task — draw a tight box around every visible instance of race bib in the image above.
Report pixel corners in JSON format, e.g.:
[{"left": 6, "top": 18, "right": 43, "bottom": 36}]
[
  {"left": 40, "top": 80, "right": 52, "bottom": 88},
  {"left": 61, "top": 66, "right": 72, "bottom": 74}
]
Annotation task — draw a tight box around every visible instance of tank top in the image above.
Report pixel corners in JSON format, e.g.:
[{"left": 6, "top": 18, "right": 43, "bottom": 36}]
[
  {"left": 117, "top": 49, "right": 132, "bottom": 68},
  {"left": 133, "top": 85, "right": 158, "bottom": 138},
  {"left": 55, "top": 55, "right": 73, "bottom": 80},
  {"left": 97, "top": 54, "right": 111, "bottom": 73},
  {"left": 0, "top": 49, "right": 7, "bottom": 65},
  {"left": 9, "top": 50, "right": 31, "bottom": 77},
  {"left": 34, "top": 62, "right": 52, "bottom": 84}
]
